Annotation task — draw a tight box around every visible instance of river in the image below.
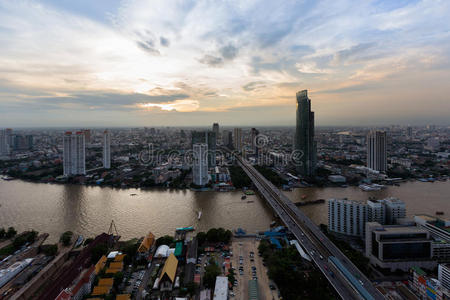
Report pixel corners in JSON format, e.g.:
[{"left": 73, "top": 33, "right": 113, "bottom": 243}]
[{"left": 0, "top": 180, "right": 448, "bottom": 242}]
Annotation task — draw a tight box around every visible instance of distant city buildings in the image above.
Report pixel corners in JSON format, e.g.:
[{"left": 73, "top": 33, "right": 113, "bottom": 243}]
[
  {"left": 328, "top": 197, "right": 406, "bottom": 238},
  {"left": 103, "top": 130, "right": 111, "bottom": 169},
  {"left": 233, "top": 128, "right": 242, "bottom": 152},
  {"left": 294, "top": 90, "right": 316, "bottom": 177},
  {"left": 192, "top": 143, "right": 208, "bottom": 186},
  {"left": 63, "top": 131, "right": 86, "bottom": 176},
  {"left": 367, "top": 130, "right": 387, "bottom": 172},
  {"left": 212, "top": 123, "right": 219, "bottom": 143},
  {"left": 192, "top": 131, "right": 216, "bottom": 167},
  {"left": 251, "top": 127, "right": 259, "bottom": 155},
  {"left": 0, "top": 129, "right": 11, "bottom": 155}
]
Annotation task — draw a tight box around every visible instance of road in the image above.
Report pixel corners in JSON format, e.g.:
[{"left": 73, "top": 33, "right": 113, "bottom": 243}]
[{"left": 233, "top": 154, "right": 384, "bottom": 300}]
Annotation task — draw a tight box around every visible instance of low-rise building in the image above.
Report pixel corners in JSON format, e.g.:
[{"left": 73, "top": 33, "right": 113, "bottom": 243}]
[
  {"left": 213, "top": 276, "right": 228, "bottom": 300},
  {"left": 159, "top": 253, "right": 178, "bottom": 291},
  {"left": 409, "top": 266, "right": 450, "bottom": 300}
]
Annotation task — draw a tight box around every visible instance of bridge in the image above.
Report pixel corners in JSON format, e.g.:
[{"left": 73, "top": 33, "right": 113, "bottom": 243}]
[{"left": 231, "top": 153, "right": 384, "bottom": 300}]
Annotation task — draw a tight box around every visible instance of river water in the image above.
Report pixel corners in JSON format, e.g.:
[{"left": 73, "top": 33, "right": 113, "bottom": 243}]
[{"left": 0, "top": 180, "right": 448, "bottom": 242}]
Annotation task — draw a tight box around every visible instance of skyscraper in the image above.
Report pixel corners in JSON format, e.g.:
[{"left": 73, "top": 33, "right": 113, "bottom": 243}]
[
  {"left": 193, "top": 143, "right": 208, "bottom": 186},
  {"left": 233, "top": 128, "right": 242, "bottom": 152},
  {"left": 212, "top": 123, "right": 219, "bottom": 143},
  {"left": 63, "top": 131, "right": 86, "bottom": 176},
  {"left": 103, "top": 130, "right": 111, "bottom": 169},
  {"left": 191, "top": 131, "right": 216, "bottom": 167},
  {"left": 367, "top": 130, "right": 387, "bottom": 172},
  {"left": 294, "top": 90, "right": 316, "bottom": 177},
  {"left": 0, "top": 129, "right": 10, "bottom": 155},
  {"left": 250, "top": 128, "right": 259, "bottom": 154},
  {"left": 222, "top": 130, "right": 233, "bottom": 149}
]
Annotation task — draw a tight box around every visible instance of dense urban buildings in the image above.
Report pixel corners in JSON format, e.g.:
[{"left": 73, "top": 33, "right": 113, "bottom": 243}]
[
  {"left": 103, "top": 130, "right": 111, "bottom": 169},
  {"left": 294, "top": 90, "right": 316, "bottom": 177},
  {"left": 63, "top": 131, "right": 86, "bottom": 176},
  {"left": 367, "top": 130, "right": 387, "bottom": 172},
  {"left": 0, "top": 129, "right": 10, "bottom": 155}
]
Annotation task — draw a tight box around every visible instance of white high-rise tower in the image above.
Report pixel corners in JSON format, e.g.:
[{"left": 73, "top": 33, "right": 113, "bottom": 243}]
[
  {"left": 193, "top": 143, "right": 208, "bottom": 186},
  {"left": 103, "top": 130, "right": 111, "bottom": 169},
  {"left": 63, "top": 131, "right": 86, "bottom": 176}
]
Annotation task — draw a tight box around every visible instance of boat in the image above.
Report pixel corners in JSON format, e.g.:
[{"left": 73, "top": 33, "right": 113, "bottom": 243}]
[
  {"left": 359, "top": 184, "right": 381, "bottom": 191},
  {"left": 130, "top": 193, "right": 137, "bottom": 196},
  {"left": 74, "top": 235, "right": 84, "bottom": 248},
  {"left": 176, "top": 226, "right": 195, "bottom": 232},
  {"left": 436, "top": 211, "right": 444, "bottom": 215},
  {"left": 197, "top": 211, "right": 202, "bottom": 220},
  {"left": 241, "top": 195, "right": 247, "bottom": 200},
  {"left": 247, "top": 200, "right": 254, "bottom": 203},
  {"left": 301, "top": 195, "right": 307, "bottom": 200},
  {"left": 1, "top": 175, "right": 14, "bottom": 181}
]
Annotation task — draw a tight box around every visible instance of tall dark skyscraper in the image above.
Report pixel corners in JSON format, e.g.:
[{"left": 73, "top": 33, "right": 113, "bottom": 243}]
[
  {"left": 367, "top": 130, "right": 387, "bottom": 172},
  {"left": 212, "top": 123, "right": 219, "bottom": 143},
  {"left": 191, "top": 131, "right": 216, "bottom": 167},
  {"left": 294, "top": 90, "right": 316, "bottom": 177}
]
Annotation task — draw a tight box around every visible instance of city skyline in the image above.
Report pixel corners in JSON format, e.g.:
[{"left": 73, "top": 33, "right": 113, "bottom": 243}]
[{"left": 0, "top": 1, "right": 449, "bottom": 127}]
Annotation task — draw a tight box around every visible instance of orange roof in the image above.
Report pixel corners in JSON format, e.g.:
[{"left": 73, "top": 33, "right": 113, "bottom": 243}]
[
  {"left": 138, "top": 232, "right": 155, "bottom": 253},
  {"left": 114, "top": 254, "right": 126, "bottom": 262},
  {"left": 91, "top": 286, "right": 111, "bottom": 296},
  {"left": 106, "top": 267, "right": 122, "bottom": 274},
  {"left": 95, "top": 255, "right": 107, "bottom": 274},
  {"left": 98, "top": 278, "right": 114, "bottom": 287},
  {"left": 116, "top": 295, "right": 131, "bottom": 300},
  {"left": 159, "top": 253, "right": 178, "bottom": 283},
  {"left": 109, "top": 261, "right": 123, "bottom": 269}
]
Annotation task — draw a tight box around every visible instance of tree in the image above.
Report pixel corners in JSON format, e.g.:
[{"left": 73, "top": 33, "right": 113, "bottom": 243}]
[
  {"left": 41, "top": 244, "right": 58, "bottom": 256},
  {"left": 60, "top": 231, "right": 73, "bottom": 246},
  {"left": 113, "top": 271, "right": 124, "bottom": 288},
  {"left": 6, "top": 227, "right": 17, "bottom": 239},
  {"left": 0, "top": 228, "right": 5, "bottom": 239},
  {"left": 155, "top": 235, "right": 175, "bottom": 247},
  {"left": 91, "top": 243, "right": 108, "bottom": 264},
  {"left": 204, "top": 261, "right": 221, "bottom": 289},
  {"left": 196, "top": 232, "right": 207, "bottom": 246}
]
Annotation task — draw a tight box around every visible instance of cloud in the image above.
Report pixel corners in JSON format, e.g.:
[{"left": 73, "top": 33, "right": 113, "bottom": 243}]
[
  {"left": 136, "top": 40, "right": 160, "bottom": 55},
  {"left": 242, "top": 81, "right": 266, "bottom": 91},
  {"left": 220, "top": 44, "right": 238, "bottom": 60},
  {"left": 198, "top": 54, "right": 223, "bottom": 66},
  {"left": 160, "top": 36, "right": 170, "bottom": 47}
]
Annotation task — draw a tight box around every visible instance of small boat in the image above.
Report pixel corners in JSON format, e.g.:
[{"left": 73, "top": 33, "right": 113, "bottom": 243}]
[
  {"left": 1, "top": 175, "right": 14, "bottom": 181},
  {"left": 247, "top": 200, "right": 254, "bottom": 203},
  {"left": 436, "top": 211, "right": 444, "bottom": 215},
  {"left": 130, "top": 193, "right": 137, "bottom": 196},
  {"left": 241, "top": 195, "right": 247, "bottom": 200},
  {"left": 197, "top": 211, "right": 202, "bottom": 220},
  {"left": 301, "top": 195, "right": 307, "bottom": 200}
]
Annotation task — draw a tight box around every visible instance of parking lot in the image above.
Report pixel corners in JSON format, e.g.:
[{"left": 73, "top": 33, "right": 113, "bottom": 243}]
[{"left": 230, "top": 238, "right": 280, "bottom": 300}]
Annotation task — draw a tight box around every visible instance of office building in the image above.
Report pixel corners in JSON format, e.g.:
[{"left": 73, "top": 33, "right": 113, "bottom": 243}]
[
  {"left": 222, "top": 130, "right": 233, "bottom": 149},
  {"left": 191, "top": 131, "right": 216, "bottom": 167},
  {"left": 365, "top": 222, "right": 436, "bottom": 271},
  {"left": 233, "top": 128, "right": 242, "bottom": 152},
  {"left": 212, "top": 123, "right": 219, "bottom": 142},
  {"left": 367, "top": 130, "right": 387, "bottom": 172},
  {"left": 294, "top": 90, "right": 316, "bottom": 177},
  {"left": 439, "top": 264, "right": 450, "bottom": 291},
  {"left": 103, "top": 130, "right": 111, "bottom": 169},
  {"left": 193, "top": 143, "right": 208, "bottom": 186},
  {"left": 328, "top": 199, "right": 367, "bottom": 237},
  {"left": 63, "top": 131, "right": 86, "bottom": 176}
]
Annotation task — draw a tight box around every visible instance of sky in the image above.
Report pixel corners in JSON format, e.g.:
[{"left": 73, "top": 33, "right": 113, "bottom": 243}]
[{"left": 0, "top": 0, "right": 449, "bottom": 127}]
